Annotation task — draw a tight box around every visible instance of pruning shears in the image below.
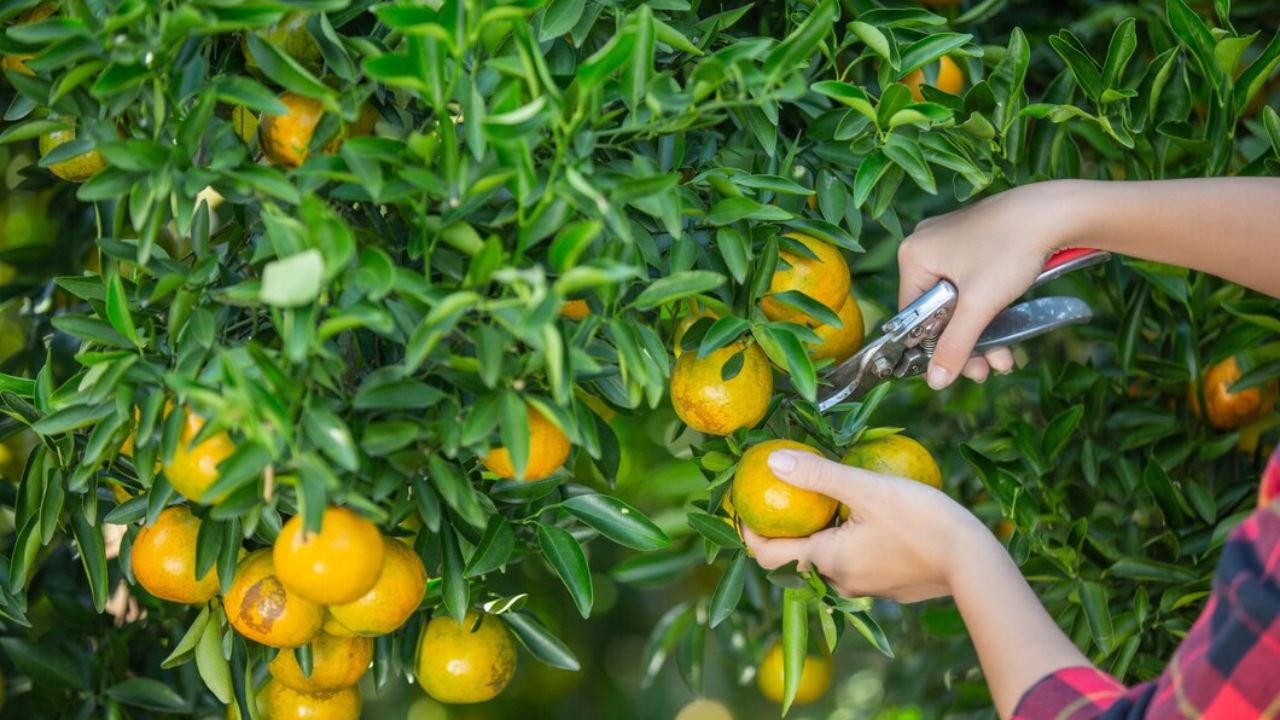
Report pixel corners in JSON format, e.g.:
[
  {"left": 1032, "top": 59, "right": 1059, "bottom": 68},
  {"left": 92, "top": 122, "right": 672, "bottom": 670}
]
[{"left": 816, "top": 247, "right": 1110, "bottom": 413}]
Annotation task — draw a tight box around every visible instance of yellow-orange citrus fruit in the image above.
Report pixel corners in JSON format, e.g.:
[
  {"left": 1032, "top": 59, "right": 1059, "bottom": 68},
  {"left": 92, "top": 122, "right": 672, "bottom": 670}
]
[
  {"left": 260, "top": 93, "right": 374, "bottom": 168},
  {"left": 670, "top": 341, "right": 772, "bottom": 436},
  {"left": 756, "top": 642, "right": 833, "bottom": 705},
  {"left": 416, "top": 610, "right": 517, "bottom": 704},
  {"left": 273, "top": 507, "right": 385, "bottom": 605},
  {"left": 224, "top": 549, "right": 325, "bottom": 649},
  {"left": 131, "top": 505, "right": 220, "bottom": 604},
  {"left": 268, "top": 633, "right": 373, "bottom": 693},
  {"left": 672, "top": 305, "right": 718, "bottom": 359},
  {"left": 39, "top": 125, "right": 107, "bottom": 183},
  {"left": 560, "top": 299, "right": 590, "bottom": 319},
  {"left": 760, "top": 233, "right": 851, "bottom": 326},
  {"left": 1190, "top": 356, "right": 1279, "bottom": 430},
  {"left": 733, "top": 440, "right": 835, "bottom": 538},
  {"left": 481, "top": 403, "right": 571, "bottom": 481},
  {"left": 904, "top": 55, "right": 965, "bottom": 101},
  {"left": 808, "top": 295, "right": 864, "bottom": 364},
  {"left": 675, "top": 698, "right": 734, "bottom": 720},
  {"left": 242, "top": 12, "right": 322, "bottom": 70},
  {"left": 995, "top": 519, "right": 1015, "bottom": 541},
  {"left": 323, "top": 611, "right": 356, "bottom": 638},
  {"left": 260, "top": 93, "right": 324, "bottom": 168},
  {"left": 326, "top": 536, "right": 428, "bottom": 637},
  {"left": 841, "top": 434, "right": 942, "bottom": 488},
  {"left": 263, "top": 680, "right": 361, "bottom": 720},
  {"left": 163, "top": 407, "right": 235, "bottom": 503},
  {"left": 231, "top": 105, "right": 259, "bottom": 146}
]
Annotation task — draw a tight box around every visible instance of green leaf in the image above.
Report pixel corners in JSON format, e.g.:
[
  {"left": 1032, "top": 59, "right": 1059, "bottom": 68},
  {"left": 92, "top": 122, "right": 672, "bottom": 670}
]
[
  {"left": 764, "top": 0, "right": 837, "bottom": 83},
  {"left": 0, "top": 638, "right": 87, "bottom": 691},
  {"left": 687, "top": 512, "right": 744, "bottom": 550},
  {"left": 70, "top": 506, "right": 108, "bottom": 613},
  {"left": 243, "top": 33, "right": 334, "bottom": 105},
  {"left": 261, "top": 250, "right": 324, "bottom": 307},
  {"left": 539, "top": 0, "right": 584, "bottom": 42},
  {"left": 161, "top": 607, "right": 210, "bottom": 669},
  {"left": 632, "top": 271, "right": 726, "bottom": 310},
  {"left": 708, "top": 551, "right": 747, "bottom": 628},
  {"left": 106, "top": 677, "right": 188, "bottom": 712},
  {"left": 705, "top": 197, "right": 792, "bottom": 225},
  {"left": 780, "top": 587, "right": 809, "bottom": 715},
  {"left": 562, "top": 494, "right": 670, "bottom": 551},
  {"left": 32, "top": 402, "right": 113, "bottom": 435},
  {"left": 464, "top": 515, "right": 516, "bottom": 578},
  {"left": 1042, "top": 405, "right": 1084, "bottom": 462},
  {"left": 765, "top": 291, "right": 842, "bottom": 328},
  {"left": 767, "top": 327, "right": 817, "bottom": 402},
  {"left": 537, "top": 523, "right": 594, "bottom": 618},
  {"left": 504, "top": 612, "right": 581, "bottom": 671},
  {"left": 882, "top": 134, "right": 936, "bottom": 194},
  {"left": 1078, "top": 580, "right": 1114, "bottom": 655},
  {"left": 304, "top": 408, "right": 358, "bottom": 473},
  {"left": 196, "top": 619, "right": 232, "bottom": 704}
]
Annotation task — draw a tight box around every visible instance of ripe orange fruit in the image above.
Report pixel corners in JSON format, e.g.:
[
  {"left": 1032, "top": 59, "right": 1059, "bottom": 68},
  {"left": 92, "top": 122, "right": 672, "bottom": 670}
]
[
  {"left": 733, "top": 439, "right": 836, "bottom": 538},
  {"left": 416, "top": 610, "right": 518, "bottom": 704},
  {"left": 39, "top": 125, "right": 107, "bottom": 183},
  {"left": 131, "top": 505, "right": 220, "bottom": 604},
  {"left": 224, "top": 549, "right": 325, "bottom": 648},
  {"left": 756, "top": 642, "right": 833, "bottom": 705},
  {"left": 260, "top": 93, "right": 375, "bottom": 168},
  {"left": 759, "top": 233, "right": 851, "bottom": 326},
  {"left": 904, "top": 55, "right": 965, "bottom": 101},
  {"left": 162, "top": 407, "right": 235, "bottom": 503},
  {"left": 273, "top": 507, "right": 385, "bottom": 605},
  {"left": 1190, "top": 356, "right": 1279, "bottom": 430},
  {"left": 670, "top": 341, "right": 773, "bottom": 436},
  {"left": 268, "top": 633, "right": 373, "bottom": 693},
  {"left": 480, "top": 403, "right": 571, "bottom": 481},
  {"left": 263, "top": 679, "right": 361, "bottom": 720},
  {"left": 995, "top": 519, "right": 1014, "bottom": 541},
  {"left": 840, "top": 433, "right": 941, "bottom": 520},
  {"left": 1, "top": 2, "right": 56, "bottom": 76},
  {"left": 560, "top": 299, "right": 590, "bottom": 319},
  {"left": 807, "top": 295, "right": 864, "bottom": 364},
  {"left": 241, "top": 12, "right": 322, "bottom": 70},
  {"left": 326, "top": 536, "right": 428, "bottom": 636},
  {"left": 841, "top": 433, "right": 941, "bottom": 488}
]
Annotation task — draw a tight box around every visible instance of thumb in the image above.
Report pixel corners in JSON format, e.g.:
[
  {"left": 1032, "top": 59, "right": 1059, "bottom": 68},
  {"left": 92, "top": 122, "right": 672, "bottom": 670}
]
[
  {"left": 925, "top": 292, "right": 1001, "bottom": 390},
  {"left": 767, "top": 450, "right": 863, "bottom": 506}
]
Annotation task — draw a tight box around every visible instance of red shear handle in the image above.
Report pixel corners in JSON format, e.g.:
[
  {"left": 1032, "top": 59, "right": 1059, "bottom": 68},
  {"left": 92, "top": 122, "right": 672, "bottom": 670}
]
[
  {"left": 1044, "top": 247, "right": 1102, "bottom": 270},
  {"left": 1034, "top": 247, "right": 1109, "bottom": 286}
]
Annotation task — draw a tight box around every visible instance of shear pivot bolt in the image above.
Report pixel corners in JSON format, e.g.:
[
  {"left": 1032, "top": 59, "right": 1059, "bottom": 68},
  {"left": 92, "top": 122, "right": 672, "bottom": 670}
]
[{"left": 872, "top": 357, "right": 893, "bottom": 378}]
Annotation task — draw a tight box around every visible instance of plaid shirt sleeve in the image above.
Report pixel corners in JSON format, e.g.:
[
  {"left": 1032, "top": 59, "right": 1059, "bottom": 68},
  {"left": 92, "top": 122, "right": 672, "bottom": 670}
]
[{"left": 1013, "top": 449, "right": 1280, "bottom": 720}]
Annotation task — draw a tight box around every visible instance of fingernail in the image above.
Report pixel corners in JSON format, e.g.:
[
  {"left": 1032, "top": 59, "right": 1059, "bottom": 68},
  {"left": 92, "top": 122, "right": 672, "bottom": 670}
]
[
  {"left": 926, "top": 366, "right": 952, "bottom": 390},
  {"left": 768, "top": 451, "right": 797, "bottom": 477}
]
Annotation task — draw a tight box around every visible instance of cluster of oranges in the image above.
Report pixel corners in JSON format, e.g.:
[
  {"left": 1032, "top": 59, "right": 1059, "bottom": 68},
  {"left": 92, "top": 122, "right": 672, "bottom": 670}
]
[
  {"left": 122, "top": 403, "right": 523, "bottom": 717},
  {"left": 669, "top": 232, "right": 865, "bottom": 437}
]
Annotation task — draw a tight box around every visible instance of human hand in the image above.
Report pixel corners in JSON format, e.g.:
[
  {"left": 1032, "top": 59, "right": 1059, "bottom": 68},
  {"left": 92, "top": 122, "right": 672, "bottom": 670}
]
[
  {"left": 741, "top": 449, "right": 998, "bottom": 603},
  {"left": 898, "top": 180, "right": 1095, "bottom": 389}
]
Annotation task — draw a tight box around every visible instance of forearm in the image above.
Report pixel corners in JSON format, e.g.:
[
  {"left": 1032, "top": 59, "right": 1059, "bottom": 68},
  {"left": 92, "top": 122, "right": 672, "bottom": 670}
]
[
  {"left": 1054, "top": 178, "right": 1280, "bottom": 297},
  {"left": 948, "top": 525, "right": 1090, "bottom": 718}
]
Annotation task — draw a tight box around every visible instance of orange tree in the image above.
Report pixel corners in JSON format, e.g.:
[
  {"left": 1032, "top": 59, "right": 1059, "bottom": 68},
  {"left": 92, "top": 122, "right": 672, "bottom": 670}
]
[{"left": 0, "top": 0, "right": 1276, "bottom": 718}]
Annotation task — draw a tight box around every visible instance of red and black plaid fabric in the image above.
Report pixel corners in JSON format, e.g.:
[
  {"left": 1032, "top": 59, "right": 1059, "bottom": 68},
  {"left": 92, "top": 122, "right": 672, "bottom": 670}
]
[{"left": 1013, "top": 450, "right": 1280, "bottom": 719}]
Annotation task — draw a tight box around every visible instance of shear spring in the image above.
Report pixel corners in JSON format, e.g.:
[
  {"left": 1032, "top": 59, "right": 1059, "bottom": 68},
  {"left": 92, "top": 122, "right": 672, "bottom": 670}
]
[{"left": 922, "top": 335, "right": 938, "bottom": 357}]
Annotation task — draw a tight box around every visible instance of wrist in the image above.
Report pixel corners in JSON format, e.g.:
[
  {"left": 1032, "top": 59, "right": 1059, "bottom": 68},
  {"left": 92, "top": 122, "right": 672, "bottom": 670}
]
[
  {"left": 939, "top": 512, "right": 1012, "bottom": 594},
  {"left": 1037, "top": 180, "right": 1108, "bottom": 254}
]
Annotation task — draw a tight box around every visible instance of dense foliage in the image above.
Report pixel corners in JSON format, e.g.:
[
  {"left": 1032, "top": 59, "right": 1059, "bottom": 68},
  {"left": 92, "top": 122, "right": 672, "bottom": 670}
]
[{"left": 0, "top": 0, "right": 1276, "bottom": 717}]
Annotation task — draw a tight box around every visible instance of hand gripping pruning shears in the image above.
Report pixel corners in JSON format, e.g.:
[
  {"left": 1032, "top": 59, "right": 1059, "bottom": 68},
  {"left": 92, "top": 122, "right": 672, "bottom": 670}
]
[{"left": 816, "top": 248, "right": 1110, "bottom": 413}]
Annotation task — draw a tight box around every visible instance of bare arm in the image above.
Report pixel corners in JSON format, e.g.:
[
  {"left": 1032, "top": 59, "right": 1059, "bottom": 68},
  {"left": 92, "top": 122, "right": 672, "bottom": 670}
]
[{"left": 899, "top": 177, "right": 1280, "bottom": 389}]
